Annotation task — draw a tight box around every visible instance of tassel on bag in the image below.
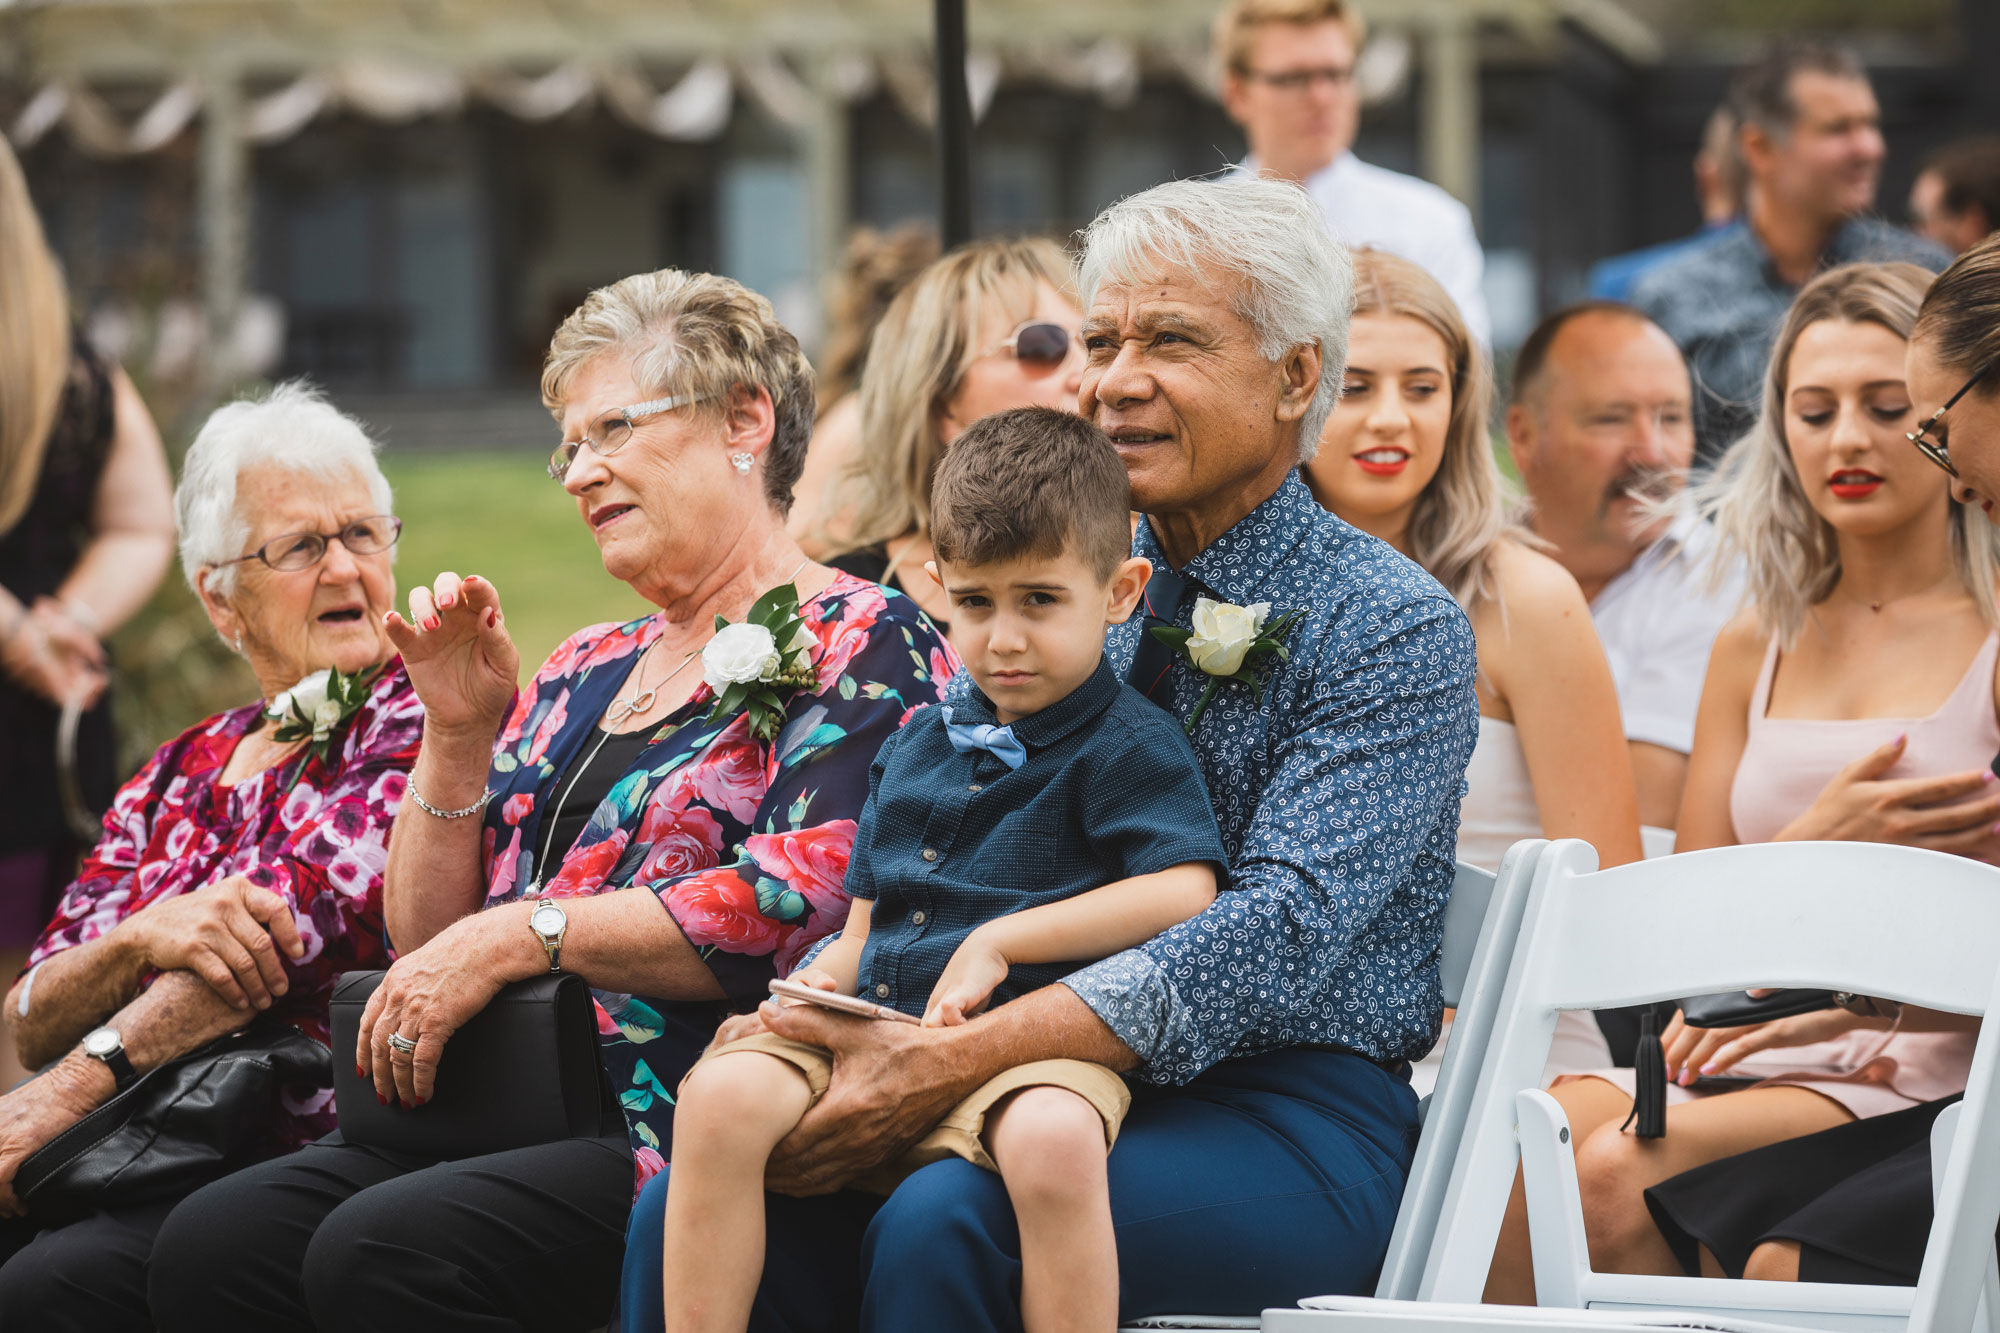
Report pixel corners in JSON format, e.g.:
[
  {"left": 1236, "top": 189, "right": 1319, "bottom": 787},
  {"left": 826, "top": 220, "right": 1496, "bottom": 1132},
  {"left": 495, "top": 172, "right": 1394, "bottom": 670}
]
[{"left": 1620, "top": 1008, "right": 1668, "bottom": 1139}]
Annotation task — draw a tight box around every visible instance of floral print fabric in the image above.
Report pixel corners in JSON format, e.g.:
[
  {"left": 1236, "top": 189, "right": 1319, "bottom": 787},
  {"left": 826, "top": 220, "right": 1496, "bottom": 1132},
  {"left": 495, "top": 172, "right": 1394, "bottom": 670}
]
[
  {"left": 478, "top": 573, "right": 953, "bottom": 1186},
  {"left": 24, "top": 665, "right": 425, "bottom": 1150}
]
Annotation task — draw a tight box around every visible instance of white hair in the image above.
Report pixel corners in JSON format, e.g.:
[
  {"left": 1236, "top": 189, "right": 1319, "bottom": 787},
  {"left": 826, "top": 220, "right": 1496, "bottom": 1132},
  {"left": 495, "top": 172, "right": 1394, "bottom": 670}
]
[
  {"left": 175, "top": 380, "right": 393, "bottom": 597},
  {"left": 1077, "top": 174, "right": 1355, "bottom": 458}
]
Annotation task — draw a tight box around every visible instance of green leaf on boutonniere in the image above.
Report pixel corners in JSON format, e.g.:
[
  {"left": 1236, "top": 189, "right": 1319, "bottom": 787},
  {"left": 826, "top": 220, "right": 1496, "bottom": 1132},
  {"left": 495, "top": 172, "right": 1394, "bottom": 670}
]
[
  {"left": 1157, "top": 598, "right": 1302, "bottom": 735},
  {"left": 266, "top": 662, "right": 384, "bottom": 788}
]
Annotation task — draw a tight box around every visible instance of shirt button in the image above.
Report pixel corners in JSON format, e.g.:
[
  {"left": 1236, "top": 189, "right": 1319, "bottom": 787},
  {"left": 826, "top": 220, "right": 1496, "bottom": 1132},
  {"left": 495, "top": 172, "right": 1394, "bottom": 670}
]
[
  {"left": 921, "top": 848, "right": 938, "bottom": 862},
  {"left": 968, "top": 784, "right": 982, "bottom": 793},
  {"left": 875, "top": 983, "right": 891, "bottom": 999},
  {"left": 911, "top": 910, "right": 926, "bottom": 925}
]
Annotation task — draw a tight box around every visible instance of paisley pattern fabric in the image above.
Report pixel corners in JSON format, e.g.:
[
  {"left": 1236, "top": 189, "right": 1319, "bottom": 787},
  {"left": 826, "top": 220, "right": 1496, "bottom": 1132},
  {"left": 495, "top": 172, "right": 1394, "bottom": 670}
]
[
  {"left": 24, "top": 665, "right": 425, "bottom": 1150},
  {"left": 478, "top": 573, "right": 954, "bottom": 1186},
  {"left": 1063, "top": 472, "right": 1480, "bottom": 1085}
]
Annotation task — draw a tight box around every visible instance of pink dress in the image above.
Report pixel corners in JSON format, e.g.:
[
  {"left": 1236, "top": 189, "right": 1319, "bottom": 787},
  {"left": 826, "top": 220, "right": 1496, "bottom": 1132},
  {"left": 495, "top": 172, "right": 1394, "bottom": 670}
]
[{"left": 1580, "top": 630, "right": 1997, "bottom": 1120}]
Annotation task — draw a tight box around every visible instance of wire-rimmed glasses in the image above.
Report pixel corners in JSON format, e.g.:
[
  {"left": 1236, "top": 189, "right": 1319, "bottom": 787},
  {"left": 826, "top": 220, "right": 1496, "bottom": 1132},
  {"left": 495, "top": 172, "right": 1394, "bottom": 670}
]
[
  {"left": 219, "top": 516, "right": 402, "bottom": 573},
  {"left": 547, "top": 392, "right": 714, "bottom": 482},
  {"left": 1907, "top": 359, "right": 1994, "bottom": 479}
]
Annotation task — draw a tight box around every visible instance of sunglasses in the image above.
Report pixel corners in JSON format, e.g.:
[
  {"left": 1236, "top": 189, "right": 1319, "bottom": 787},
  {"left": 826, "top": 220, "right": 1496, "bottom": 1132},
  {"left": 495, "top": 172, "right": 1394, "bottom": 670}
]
[
  {"left": 548, "top": 392, "right": 713, "bottom": 482},
  {"left": 1907, "top": 359, "right": 1994, "bottom": 479},
  {"left": 990, "top": 322, "right": 1081, "bottom": 374},
  {"left": 220, "top": 516, "right": 402, "bottom": 573}
]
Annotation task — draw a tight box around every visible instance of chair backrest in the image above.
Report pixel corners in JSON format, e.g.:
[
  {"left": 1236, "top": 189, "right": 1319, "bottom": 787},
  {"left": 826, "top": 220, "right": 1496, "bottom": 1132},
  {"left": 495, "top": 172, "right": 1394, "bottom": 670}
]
[
  {"left": 1417, "top": 837, "right": 2000, "bottom": 1327},
  {"left": 1374, "top": 842, "right": 1544, "bottom": 1302}
]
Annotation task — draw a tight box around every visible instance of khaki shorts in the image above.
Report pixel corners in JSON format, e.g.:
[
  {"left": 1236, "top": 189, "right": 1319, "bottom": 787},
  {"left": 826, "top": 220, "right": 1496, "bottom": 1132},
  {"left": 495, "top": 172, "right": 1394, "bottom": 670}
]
[{"left": 687, "top": 1032, "right": 1131, "bottom": 1195}]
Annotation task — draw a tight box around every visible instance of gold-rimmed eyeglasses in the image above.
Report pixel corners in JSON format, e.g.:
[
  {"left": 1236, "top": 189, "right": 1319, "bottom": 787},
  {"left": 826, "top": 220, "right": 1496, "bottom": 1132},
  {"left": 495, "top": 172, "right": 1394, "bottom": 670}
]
[
  {"left": 547, "top": 392, "right": 714, "bottom": 482},
  {"left": 1907, "top": 360, "right": 1994, "bottom": 479}
]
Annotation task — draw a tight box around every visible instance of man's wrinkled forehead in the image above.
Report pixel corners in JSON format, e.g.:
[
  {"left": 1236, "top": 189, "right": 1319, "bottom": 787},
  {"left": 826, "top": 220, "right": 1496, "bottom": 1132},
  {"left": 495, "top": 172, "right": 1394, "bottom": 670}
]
[{"left": 1082, "top": 268, "right": 1240, "bottom": 340}]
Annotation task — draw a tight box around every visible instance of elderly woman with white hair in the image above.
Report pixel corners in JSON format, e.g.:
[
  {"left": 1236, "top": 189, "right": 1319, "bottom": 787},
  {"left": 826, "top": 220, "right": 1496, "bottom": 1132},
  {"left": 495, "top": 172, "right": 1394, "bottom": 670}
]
[
  {"left": 147, "top": 269, "right": 952, "bottom": 1333},
  {"left": 0, "top": 382, "right": 420, "bottom": 1331},
  {"left": 619, "top": 177, "right": 1481, "bottom": 1329}
]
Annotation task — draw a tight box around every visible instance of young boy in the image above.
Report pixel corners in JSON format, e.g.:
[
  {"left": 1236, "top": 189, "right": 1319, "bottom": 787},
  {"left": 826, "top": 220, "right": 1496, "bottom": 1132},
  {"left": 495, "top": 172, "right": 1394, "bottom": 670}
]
[{"left": 659, "top": 406, "right": 1230, "bottom": 1333}]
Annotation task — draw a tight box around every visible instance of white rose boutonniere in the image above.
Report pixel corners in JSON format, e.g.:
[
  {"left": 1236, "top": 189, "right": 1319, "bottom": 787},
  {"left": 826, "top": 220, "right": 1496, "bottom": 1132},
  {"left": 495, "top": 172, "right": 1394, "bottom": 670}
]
[
  {"left": 265, "top": 663, "right": 383, "bottom": 781},
  {"left": 1152, "top": 596, "right": 1304, "bottom": 733},
  {"left": 700, "top": 582, "right": 820, "bottom": 743}
]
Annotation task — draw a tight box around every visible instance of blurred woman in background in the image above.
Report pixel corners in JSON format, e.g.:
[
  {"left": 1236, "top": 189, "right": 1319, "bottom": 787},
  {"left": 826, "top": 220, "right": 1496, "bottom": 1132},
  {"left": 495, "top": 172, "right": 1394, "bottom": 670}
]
[
  {"left": 819, "top": 236, "right": 1085, "bottom": 631},
  {"left": 0, "top": 136, "right": 174, "bottom": 1089}
]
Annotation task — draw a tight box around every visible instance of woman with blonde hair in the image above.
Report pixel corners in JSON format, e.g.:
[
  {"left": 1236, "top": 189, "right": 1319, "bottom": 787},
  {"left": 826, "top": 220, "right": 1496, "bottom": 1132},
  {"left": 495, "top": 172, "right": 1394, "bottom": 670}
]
[
  {"left": 1310, "top": 250, "right": 1641, "bottom": 876},
  {"left": 820, "top": 235, "right": 1085, "bottom": 630},
  {"left": 1485, "top": 261, "right": 2000, "bottom": 1299},
  {"left": 0, "top": 136, "right": 173, "bottom": 1087}
]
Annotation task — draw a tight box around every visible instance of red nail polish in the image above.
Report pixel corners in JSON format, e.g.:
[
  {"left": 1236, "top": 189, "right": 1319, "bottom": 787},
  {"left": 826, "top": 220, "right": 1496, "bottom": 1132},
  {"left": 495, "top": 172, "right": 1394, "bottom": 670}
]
[
  {"left": 356, "top": 1065, "right": 365, "bottom": 1078},
  {"left": 377, "top": 1093, "right": 387, "bottom": 1106},
  {"left": 414, "top": 1098, "right": 426, "bottom": 1108},
  {"left": 424, "top": 617, "right": 439, "bottom": 631}
]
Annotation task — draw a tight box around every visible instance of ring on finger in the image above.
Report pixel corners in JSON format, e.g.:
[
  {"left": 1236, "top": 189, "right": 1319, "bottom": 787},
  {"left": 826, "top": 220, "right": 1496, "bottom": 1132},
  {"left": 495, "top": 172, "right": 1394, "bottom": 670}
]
[{"left": 387, "top": 1031, "right": 419, "bottom": 1055}]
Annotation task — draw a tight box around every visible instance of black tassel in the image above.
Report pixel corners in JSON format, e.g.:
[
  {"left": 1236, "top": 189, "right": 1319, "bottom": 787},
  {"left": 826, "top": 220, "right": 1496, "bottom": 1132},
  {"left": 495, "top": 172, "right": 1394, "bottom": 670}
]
[{"left": 1620, "top": 1009, "right": 1667, "bottom": 1138}]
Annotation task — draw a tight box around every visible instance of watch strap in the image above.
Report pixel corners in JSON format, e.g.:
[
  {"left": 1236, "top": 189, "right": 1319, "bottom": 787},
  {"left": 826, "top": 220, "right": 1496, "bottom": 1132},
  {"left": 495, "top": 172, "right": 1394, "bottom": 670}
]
[{"left": 85, "top": 1035, "right": 137, "bottom": 1092}]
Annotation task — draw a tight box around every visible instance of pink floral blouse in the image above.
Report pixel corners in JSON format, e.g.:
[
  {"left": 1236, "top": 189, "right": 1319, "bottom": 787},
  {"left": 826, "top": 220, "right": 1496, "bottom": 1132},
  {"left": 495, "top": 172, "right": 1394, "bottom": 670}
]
[{"left": 24, "top": 664, "right": 425, "bottom": 1150}]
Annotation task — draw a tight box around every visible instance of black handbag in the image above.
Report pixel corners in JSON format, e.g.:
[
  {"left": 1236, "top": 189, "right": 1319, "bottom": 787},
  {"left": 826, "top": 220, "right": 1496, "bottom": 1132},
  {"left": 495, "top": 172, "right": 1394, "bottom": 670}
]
[
  {"left": 15, "top": 1018, "right": 331, "bottom": 1224},
  {"left": 330, "top": 970, "right": 618, "bottom": 1160},
  {"left": 1678, "top": 988, "right": 1840, "bottom": 1029}
]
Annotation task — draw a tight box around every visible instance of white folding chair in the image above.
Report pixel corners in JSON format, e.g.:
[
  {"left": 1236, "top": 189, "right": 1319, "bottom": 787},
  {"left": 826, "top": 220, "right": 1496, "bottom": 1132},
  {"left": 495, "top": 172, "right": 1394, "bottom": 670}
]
[
  {"left": 1264, "top": 837, "right": 2000, "bottom": 1333},
  {"left": 1122, "top": 842, "right": 1549, "bottom": 1332}
]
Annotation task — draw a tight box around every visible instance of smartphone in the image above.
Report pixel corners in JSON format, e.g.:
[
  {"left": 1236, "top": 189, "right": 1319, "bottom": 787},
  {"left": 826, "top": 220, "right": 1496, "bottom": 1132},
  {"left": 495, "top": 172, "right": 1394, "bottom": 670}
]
[
  {"left": 767, "top": 978, "right": 921, "bottom": 1025},
  {"left": 1688, "top": 1074, "right": 1764, "bottom": 1092}
]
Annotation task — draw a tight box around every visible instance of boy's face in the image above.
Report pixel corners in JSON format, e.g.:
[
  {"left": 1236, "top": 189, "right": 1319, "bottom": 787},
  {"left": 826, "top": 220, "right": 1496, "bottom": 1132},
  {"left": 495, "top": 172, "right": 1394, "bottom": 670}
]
[{"left": 930, "top": 544, "right": 1152, "bottom": 725}]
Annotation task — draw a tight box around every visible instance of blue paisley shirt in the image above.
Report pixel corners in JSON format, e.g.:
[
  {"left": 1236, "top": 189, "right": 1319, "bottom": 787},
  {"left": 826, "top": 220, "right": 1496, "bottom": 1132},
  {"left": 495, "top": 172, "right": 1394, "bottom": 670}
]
[{"left": 1064, "top": 473, "right": 1479, "bottom": 1085}]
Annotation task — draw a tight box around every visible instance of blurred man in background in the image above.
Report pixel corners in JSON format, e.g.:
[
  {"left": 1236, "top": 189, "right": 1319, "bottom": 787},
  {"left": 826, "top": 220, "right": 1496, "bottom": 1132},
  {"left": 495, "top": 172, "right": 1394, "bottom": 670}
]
[
  {"left": 1589, "top": 105, "right": 1746, "bottom": 302},
  {"left": 1631, "top": 38, "right": 1947, "bottom": 465},
  {"left": 1218, "top": 0, "right": 1490, "bottom": 344},
  {"left": 1506, "top": 303, "right": 1741, "bottom": 834},
  {"left": 1910, "top": 136, "right": 2000, "bottom": 256}
]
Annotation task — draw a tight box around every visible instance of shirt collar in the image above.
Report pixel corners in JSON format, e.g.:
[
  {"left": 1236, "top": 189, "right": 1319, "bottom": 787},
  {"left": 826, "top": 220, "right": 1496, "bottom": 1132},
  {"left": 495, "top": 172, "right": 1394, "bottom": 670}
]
[
  {"left": 1136, "top": 470, "right": 1320, "bottom": 609},
  {"left": 955, "top": 655, "right": 1123, "bottom": 752}
]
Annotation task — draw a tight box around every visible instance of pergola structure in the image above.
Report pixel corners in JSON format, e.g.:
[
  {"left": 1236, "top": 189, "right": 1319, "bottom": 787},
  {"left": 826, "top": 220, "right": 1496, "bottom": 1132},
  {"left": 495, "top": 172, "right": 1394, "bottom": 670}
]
[{"left": 2, "top": 0, "right": 1659, "bottom": 388}]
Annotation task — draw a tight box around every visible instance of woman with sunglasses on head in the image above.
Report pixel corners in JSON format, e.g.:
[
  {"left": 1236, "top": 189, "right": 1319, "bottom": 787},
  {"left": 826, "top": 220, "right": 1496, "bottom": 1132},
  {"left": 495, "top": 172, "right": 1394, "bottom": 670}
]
[
  {"left": 815, "top": 236, "right": 1086, "bottom": 632},
  {"left": 0, "top": 383, "right": 422, "bottom": 1330},
  {"left": 147, "top": 271, "right": 954, "bottom": 1333},
  {"left": 1485, "top": 262, "right": 2000, "bottom": 1300}
]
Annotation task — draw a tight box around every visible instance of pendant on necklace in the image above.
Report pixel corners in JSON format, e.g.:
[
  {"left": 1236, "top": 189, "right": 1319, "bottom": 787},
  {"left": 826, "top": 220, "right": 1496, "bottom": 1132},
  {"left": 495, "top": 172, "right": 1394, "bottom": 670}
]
[{"left": 607, "top": 687, "right": 656, "bottom": 723}]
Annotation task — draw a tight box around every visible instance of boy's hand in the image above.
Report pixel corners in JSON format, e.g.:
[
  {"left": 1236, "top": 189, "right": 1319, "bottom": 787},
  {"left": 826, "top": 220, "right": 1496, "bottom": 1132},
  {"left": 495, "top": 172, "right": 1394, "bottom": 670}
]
[
  {"left": 923, "top": 934, "right": 1009, "bottom": 1027},
  {"left": 787, "top": 968, "right": 842, "bottom": 993}
]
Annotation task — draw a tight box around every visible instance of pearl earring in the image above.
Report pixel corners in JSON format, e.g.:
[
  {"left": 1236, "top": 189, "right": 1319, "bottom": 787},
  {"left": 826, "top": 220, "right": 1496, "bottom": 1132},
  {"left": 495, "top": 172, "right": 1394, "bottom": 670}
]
[
  {"left": 730, "top": 452, "right": 754, "bottom": 474},
  {"left": 232, "top": 633, "right": 244, "bottom": 654}
]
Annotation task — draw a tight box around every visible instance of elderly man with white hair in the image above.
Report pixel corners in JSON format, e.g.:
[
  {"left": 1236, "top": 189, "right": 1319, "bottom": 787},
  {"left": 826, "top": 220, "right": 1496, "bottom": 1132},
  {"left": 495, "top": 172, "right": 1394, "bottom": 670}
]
[
  {"left": 619, "top": 176, "right": 1480, "bottom": 1329},
  {"left": 0, "top": 382, "right": 421, "bottom": 1331}
]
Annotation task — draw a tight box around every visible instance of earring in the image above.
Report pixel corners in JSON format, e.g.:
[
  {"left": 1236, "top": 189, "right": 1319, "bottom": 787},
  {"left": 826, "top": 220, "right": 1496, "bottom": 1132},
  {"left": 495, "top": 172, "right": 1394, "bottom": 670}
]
[
  {"left": 232, "top": 633, "right": 244, "bottom": 654},
  {"left": 730, "top": 452, "right": 754, "bottom": 474}
]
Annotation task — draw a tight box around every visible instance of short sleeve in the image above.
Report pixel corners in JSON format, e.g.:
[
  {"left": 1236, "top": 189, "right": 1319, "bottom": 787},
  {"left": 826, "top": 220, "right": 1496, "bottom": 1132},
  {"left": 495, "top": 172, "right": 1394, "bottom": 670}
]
[{"left": 1080, "top": 711, "right": 1230, "bottom": 885}]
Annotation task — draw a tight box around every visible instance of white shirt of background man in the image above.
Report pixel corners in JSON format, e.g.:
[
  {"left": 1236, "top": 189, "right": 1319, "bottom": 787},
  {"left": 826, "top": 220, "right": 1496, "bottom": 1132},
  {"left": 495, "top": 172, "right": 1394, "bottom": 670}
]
[
  {"left": 1590, "top": 513, "right": 1743, "bottom": 758},
  {"left": 1241, "top": 152, "right": 1491, "bottom": 347}
]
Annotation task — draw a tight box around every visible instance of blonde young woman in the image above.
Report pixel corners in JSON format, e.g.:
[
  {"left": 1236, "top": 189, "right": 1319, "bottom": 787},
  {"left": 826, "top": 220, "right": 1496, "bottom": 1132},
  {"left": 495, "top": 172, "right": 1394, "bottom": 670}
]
[
  {"left": 1307, "top": 250, "right": 1641, "bottom": 1094},
  {"left": 819, "top": 236, "right": 1085, "bottom": 630},
  {"left": 1485, "top": 262, "right": 2000, "bottom": 1299},
  {"left": 0, "top": 137, "right": 173, "bottom": 1089}
]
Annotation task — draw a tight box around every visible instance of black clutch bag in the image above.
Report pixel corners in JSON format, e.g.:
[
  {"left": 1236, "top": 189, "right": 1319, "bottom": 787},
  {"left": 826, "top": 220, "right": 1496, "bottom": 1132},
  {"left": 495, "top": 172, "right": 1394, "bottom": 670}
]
[
  {"left": 330, "top": 970, "right": 618, "bottom": 1160},
  {"left": 16, "top": 1018, "right": 331, "bottom": 1224},
  {"left": 1677, "top": 988, "right": 1840, "bottom": 1029}
]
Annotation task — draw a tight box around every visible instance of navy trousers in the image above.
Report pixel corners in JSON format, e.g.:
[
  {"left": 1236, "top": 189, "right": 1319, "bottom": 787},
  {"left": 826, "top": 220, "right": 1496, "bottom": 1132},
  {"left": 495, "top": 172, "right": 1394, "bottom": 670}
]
[{"left": 620, "top": 1047, "right": 1418, "bottom": 1332}]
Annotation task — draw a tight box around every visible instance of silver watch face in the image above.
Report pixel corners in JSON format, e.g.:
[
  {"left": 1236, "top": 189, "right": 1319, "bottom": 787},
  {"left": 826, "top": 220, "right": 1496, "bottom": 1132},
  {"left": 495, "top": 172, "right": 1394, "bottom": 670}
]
[
  {"left": 83, "top": 1028, "right": 121, "bottom": 1058},
  {"left": 529, "top": 903, "right": 566, "bottom": 939}
]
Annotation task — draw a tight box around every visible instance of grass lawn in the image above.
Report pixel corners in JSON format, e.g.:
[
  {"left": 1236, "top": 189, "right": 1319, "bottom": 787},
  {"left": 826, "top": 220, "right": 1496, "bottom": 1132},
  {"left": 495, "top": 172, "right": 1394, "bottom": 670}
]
[{"left": 381, "top": 452, "right": 654, "bottom": 679}]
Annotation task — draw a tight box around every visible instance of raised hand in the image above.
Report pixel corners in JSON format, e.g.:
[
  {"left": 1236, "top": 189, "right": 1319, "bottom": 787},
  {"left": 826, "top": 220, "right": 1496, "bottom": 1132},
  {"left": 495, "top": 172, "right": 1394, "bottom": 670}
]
[{"left": 383, "top": 572, "right": 519, "bottom": 738}]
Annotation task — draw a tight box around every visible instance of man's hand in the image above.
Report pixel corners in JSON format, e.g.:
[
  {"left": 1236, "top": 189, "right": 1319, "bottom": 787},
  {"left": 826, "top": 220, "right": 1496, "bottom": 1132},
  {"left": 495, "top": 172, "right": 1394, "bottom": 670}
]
[
  {"left": 760, "top": 1000, "right": 982, "bottom": 1195},
  {"left": 112, "top": 877, "right": 305, "bottom": 1011},
  {"left": 922, "top": 934, "right": 1007, "bottom": 1027},
  {"left": 0, "top": 1056, "right": 110, "bottom": 1217}
]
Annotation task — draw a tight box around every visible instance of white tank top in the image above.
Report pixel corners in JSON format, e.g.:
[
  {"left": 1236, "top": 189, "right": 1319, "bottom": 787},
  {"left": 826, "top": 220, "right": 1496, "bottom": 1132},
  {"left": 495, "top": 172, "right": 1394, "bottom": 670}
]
[{"left": 1456, "top": 716, "right": 1540, "bottom": 871}]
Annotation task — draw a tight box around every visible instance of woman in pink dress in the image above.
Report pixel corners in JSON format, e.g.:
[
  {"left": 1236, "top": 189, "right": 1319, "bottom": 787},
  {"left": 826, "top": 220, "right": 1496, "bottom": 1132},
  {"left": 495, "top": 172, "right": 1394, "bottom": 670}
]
[{"left": 1487, "top": 262, "right": 2000, "bottom": 1298}]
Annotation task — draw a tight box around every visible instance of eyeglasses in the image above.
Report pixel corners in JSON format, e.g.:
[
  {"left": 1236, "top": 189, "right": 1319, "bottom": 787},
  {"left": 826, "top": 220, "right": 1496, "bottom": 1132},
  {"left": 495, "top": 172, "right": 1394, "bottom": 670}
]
[
  {"left": 547, "top": 392, "right": 714, "bottom": 482},
  {"left": 221, "top": 516, "right": 402, "bottom": 573},
  {"left": 1907, "top": 360, "right": 1994, "bottom": 479},
  {"left": 990, "top": 322, "right": 1081, "bottom": 374},
  {"left": 1241, "top": 65, "right": 1355, "bottom": 93}
]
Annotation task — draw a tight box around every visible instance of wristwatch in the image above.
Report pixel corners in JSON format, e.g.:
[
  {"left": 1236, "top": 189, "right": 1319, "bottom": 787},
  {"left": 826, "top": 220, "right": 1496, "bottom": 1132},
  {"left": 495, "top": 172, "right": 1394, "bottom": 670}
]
[
  {"left": 81, "top": 1026, "right": 137, "bottom": 1092},
  {"left": 528, "top": 901, "right": 568, "bottom": 973}
]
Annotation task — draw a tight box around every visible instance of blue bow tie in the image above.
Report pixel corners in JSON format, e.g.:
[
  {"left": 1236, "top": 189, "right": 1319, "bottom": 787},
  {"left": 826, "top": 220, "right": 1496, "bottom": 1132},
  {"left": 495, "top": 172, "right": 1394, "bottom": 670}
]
[{"left": 941, "top": 707, "right": 1028, "bottom": 771}]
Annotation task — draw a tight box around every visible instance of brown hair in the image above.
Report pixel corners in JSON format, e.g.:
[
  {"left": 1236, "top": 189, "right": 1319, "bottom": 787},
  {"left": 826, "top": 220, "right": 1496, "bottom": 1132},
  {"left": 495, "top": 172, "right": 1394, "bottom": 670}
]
[
  {"left": 1922, "top": 137, "right": 2000, "bottom": 237},
  {"left": 0, "top": 137, "right": 72, "bottom": 537},
  {"left": 1213, "top": 0, "right": 1366, "bottom": 79},
  {"left": 542, "top": 268, "right": 816, "bottom": 517},
  {"left": 1914, "top": 231, "right": 2000, "bottom": 388},
  {"left": 931, "top": 407, "right": 1131, "bottom": 579},
  {"left": 1508, "top": 300, "right": 1677, "bottom": 409},
  {"left": 828, "top": 236, "right": 1075, "bottom": 555},
  {"left": 818, "top": 223, "right": 941, "bottom": 408},
  {"left": 1348, "top": 249, "right": 1529, "bottom": 610},
  {"left": 1727, "top": 37, "right": 1867, "bottom": 140}
]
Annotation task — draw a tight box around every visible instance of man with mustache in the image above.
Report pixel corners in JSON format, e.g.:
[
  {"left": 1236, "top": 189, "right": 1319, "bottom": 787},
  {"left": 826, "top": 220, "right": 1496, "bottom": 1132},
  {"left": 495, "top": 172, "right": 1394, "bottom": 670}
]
[
  {"left": 1630, "top": 38, "right": 1946, "bottom": 464},
  {"left": 1506, "top": 303, "right": 1741, "bottom": 836}
]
